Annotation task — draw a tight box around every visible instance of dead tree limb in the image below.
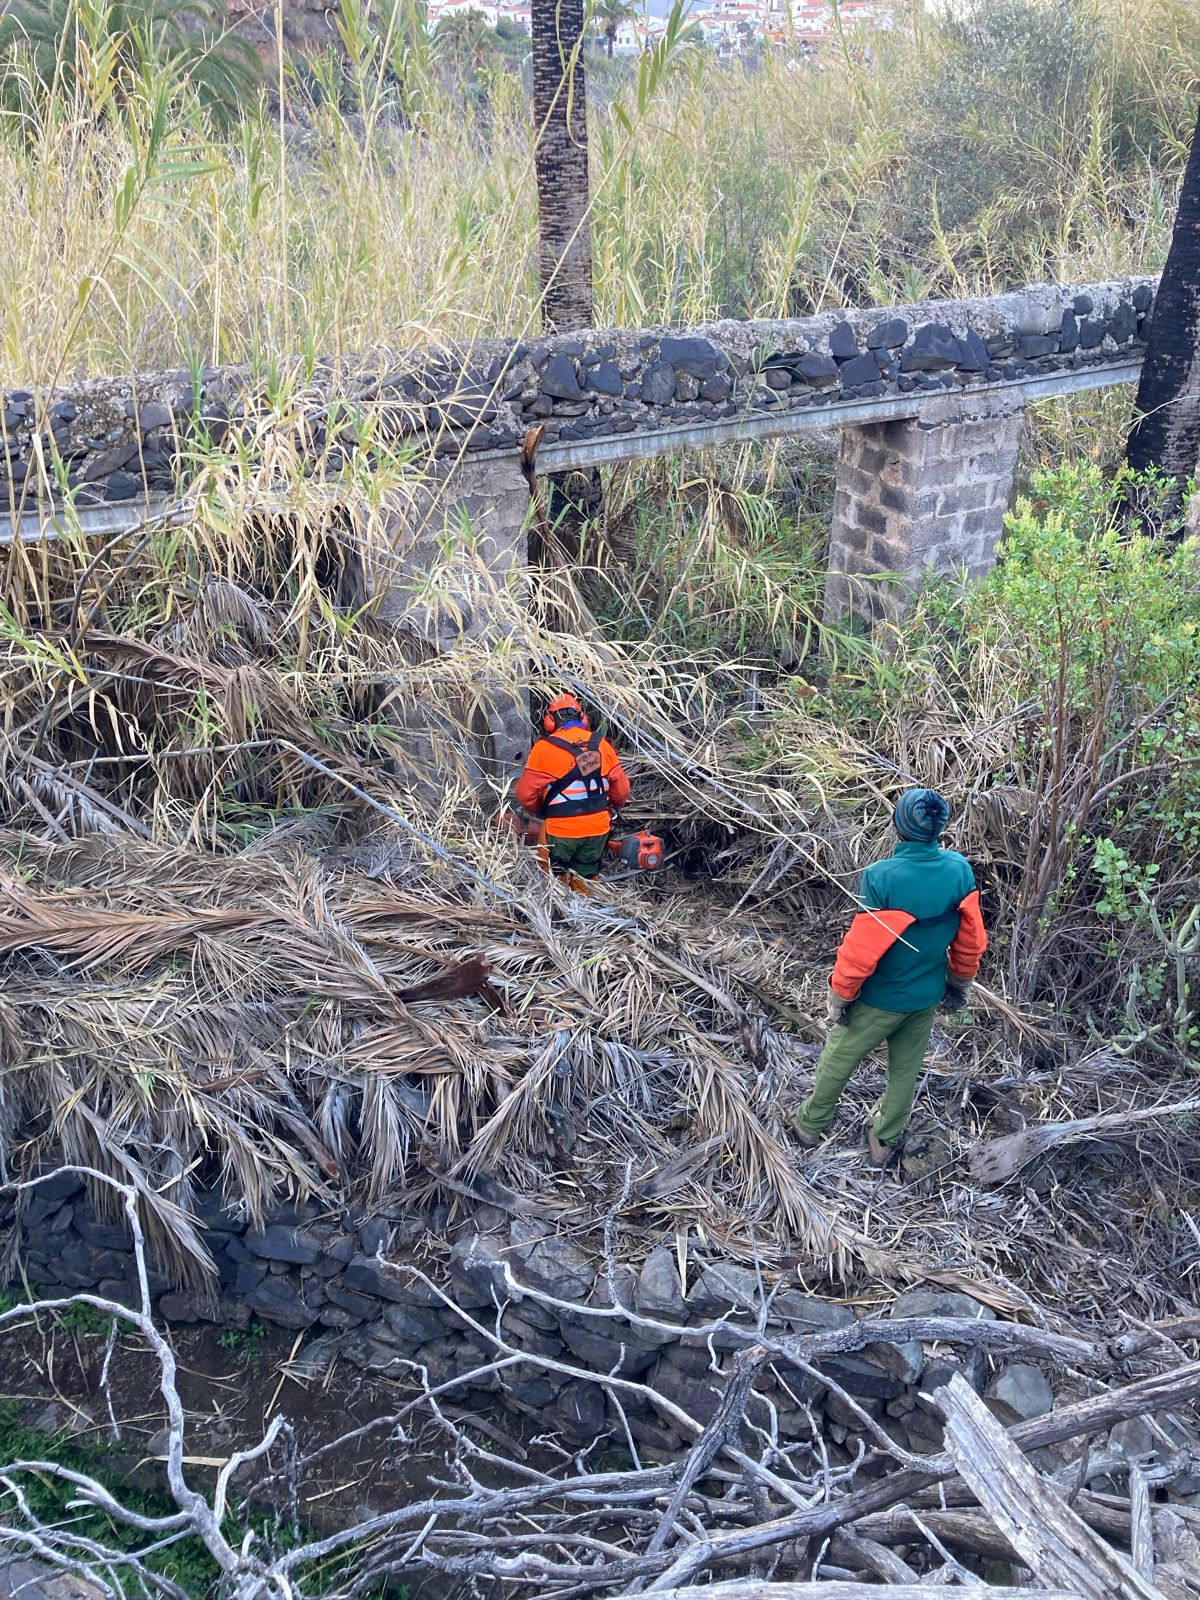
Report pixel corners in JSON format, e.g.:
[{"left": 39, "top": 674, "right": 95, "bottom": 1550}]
[
  {"left": 646, "top": 1344, "right": 769, "bottom": 1557},
  {"left": 970, "top": 1098, "right": 1200, "bottom": 1185},
  {"left": 637, "top": 1363, "right": 1200, "bottom": 1593},
  {"left": 937, "top": 1372, "right": 1167, "bottom": 1600},
  {"left": 641, "top": 1586, "right": 1086, "bottom": 1600}
]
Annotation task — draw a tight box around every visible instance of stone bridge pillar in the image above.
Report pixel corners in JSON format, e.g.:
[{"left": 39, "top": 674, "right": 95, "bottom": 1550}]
[
  {"left": 372, "top": 456, "right": 531, "bottom": 794},
  {"left": 824, "top": 390, "right": 1026, "bottom": 625}
]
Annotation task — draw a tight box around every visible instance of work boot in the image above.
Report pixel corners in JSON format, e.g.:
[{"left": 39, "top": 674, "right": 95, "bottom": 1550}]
[
  {"left": 866, "top": 1127, "right": 893, "bottom": 1169},
  {"left": 792, "top": 1119, "right": 821, "bottom": 1150}
]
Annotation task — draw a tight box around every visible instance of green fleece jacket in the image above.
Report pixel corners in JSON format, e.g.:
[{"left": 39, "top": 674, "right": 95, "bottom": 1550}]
[{"left": 830, "top": 839, "right": 988, "bottom": 1013}]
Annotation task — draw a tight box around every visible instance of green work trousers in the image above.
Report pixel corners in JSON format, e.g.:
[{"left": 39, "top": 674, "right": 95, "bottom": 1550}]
[
  {"left": 546, "top": 831, "right": 610, "bottom": 878},
  {"left": 795, "top": 1001, "right": 937, "bottom": 1149}
]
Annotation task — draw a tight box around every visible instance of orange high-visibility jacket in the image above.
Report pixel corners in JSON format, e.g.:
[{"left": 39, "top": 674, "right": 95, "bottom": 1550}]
[{"left": 514, "top": 724, "right": 631, "bottom": 839}]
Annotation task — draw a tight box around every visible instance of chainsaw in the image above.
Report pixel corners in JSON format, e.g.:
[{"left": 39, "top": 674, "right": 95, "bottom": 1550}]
[
  {"left": 606, "top": 830, "right": 664, "bottom": 871},
  {"left": 497, "top": 809, "right": 665, "bottom": 873}
]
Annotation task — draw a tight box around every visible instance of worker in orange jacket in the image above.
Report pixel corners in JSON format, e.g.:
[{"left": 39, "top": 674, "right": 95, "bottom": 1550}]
[{"left": 514, "top": 693, "right": 631, "bottom": 879}]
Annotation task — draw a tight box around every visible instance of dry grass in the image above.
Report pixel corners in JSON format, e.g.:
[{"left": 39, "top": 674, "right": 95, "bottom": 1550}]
[{"left": 0, "top": 0, "right": 1196, "bottom": 384}]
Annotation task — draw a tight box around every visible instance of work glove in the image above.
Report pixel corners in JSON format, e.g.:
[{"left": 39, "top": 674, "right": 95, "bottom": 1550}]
[
  {"left": 942, "top": 977, "right": 973, "bottom": 1013},
  {"left": 826, "top": 986, "right": 853, "bottom": 1027}
]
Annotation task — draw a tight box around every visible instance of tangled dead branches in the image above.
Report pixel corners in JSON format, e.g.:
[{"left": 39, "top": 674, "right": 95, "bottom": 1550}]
[{"left": 5, "top": 1168, "right": 1200, "bottom": 1600}]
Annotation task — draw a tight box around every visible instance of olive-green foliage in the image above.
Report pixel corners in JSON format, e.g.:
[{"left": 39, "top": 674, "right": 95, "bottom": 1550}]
[
  {"left": 590, "top": 449, "right": 832, "bottom": 663},
  {"left": 0, "top": 0, "right": 261, "bottom": 129},
  {"left": 904, "top": 0, "right": 1103, "bottom": 235},
  {"left": 808, "top": 462, "right": 1200, "bottom": 1042}
]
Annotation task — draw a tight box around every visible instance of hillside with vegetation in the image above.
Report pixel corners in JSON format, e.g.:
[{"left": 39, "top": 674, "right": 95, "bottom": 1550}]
[{"left": 0, "top": 0, "right": 1198, "bottom": 1595}]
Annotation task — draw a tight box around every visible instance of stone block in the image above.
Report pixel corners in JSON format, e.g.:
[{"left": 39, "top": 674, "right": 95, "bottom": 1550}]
[
  {"left": 938, "top": 480, "right": 993, "bottom": 516},
  {"left": 589, "top": 1264, "right": 636, "bottom": 1312},
  {"left": 773, "top": 1292, "right": 855, "bottom": 1333},
  {"left": 641, "top": 360, "right": 677, "bottom": 405},
  {"left": 830, "top": 321, "right": 859, "bottom": 359},
  {"left": 340, "top": 1329, "right": 406, "bottom": 1374},
  {"left": 635, "top": 1246, "right": 686, "bottom": 1321},
  {"left": 501, "top": 1309, "right": 565, "bottom": 1358},
  {"left": 448, "top": 1233, "right": 512, "bottom": 1307},
  {"left": 820, "top": 1354, "right": 904, "bottom": 1402},
  {"left": 658, "top": 335, "right": 722, "bottom": 378},
  {"left": 510, "top": 1236, "right": 594, "bottom": 1302},
  {"left": 866, "top": 316, "right": 909, "bottom": 349},
  {"left": 506, "top": 1368, "right": 559, "bottom": 1410},
  {"left": 158, "top": 1288, "right": 222, "bottom": 1323},
  {"left": 868, "top": 536, "right": 908, "bottom": 573},
  {"left": 835, "top": 523, "right": 872, "bottom": 556},
  {"left": 851, "top": 440, "right": 890, "bottom": 476},
  {"left": 840, "top": 353, "right": 881, "bottom": 386},
  {"left": 559, "top": 1317, "right": 665, "bottom": 1376},
  {"left": 233, "top": 1261, "right": 268, "bottom": 1294},
  {"left": 879, "top": 481, "right": 911, "bottom": 514},
  {"left": 826, "top": 1388, "right": 882, "bottom": 1429},
  {"left": 551, "top": 1379, "right": 608, "bottom": 1441},
  {"left": 687, "top": 1262, "right": 764, "bottom": 1317},
  {"left": 377, "top": 1300, "right": 445, "bottom": 1344},
  {"left": 74, "top": 1215, "right": 135, "bottom": 1253},
  {"left": 668, "top": 1338, "right": 726, "bottom": 1376},
  {"left": 986, "top": 1362, "right": 1054, "bottom": 1423},
  {"left": 625, "top": 1413, "right": 686, "bottom": 1456},
  {"left": 358, "top": 1218, "right": 390, "bottom": 1256},
  {"left": 342, "top": 1252, "right": 415, "bottom": 1303},
  {"left": 863, "top": 1338, "right": 924, "bottom": 1386},
  {"left": 649, "top": 1354, "right": 724, "bottom": 1426},
  {"left": 244, "top": 1224, "right": 321, "bottom": 1267},
  {"left": 249, "top": 1275, "right": 323, "bottom": 1330},
  {"left": 962, "top": 506, "right": 1004, "bottom": 538}
]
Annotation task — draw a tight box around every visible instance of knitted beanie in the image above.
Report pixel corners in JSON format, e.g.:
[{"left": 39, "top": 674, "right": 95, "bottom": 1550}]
[{"left": 893, "top": 787, "right": 950, "bottom": 843}]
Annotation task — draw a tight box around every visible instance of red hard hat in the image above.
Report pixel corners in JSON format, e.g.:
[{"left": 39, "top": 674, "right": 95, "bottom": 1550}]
[{"left": 543, "top": 692, "right": 588, "bottom": 735}]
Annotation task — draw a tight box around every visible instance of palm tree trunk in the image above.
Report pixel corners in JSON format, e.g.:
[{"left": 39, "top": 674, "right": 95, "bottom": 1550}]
[
  {"left": 531, "top": 0, "right": 593, "bottom": 332},
  {"left": 1126, "top": 101, "right": 1200, "bottom": 505},
  {"left": 606, "top": 22, "right": 615, "bottom": 56}
]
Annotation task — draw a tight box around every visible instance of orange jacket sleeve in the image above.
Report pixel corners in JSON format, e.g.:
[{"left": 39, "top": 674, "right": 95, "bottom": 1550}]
[
  {"left": 513, "top": 765, "right": 550, "bottom": 814},
  {"left": 514, "top": 740, "right": 561, "bottom": 814},
  {"left": 830, "top": 909, "right": 916, "bottom": 1001},
  {"left": 948, "top": 889, "right": 988, "bottom": 980},
  {"left": 604, "top": 745, "right": 631, "bottom": 810}
]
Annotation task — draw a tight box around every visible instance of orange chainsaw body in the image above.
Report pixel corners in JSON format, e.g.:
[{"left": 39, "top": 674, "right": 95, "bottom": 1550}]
[{"left": 606, "top": 830, "right": 665, "bottom": 871}]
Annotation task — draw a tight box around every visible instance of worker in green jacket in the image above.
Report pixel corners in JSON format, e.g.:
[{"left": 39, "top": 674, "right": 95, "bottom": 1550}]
[{"left": 794, "top": 788, "right": 988, "bottom": 1167}]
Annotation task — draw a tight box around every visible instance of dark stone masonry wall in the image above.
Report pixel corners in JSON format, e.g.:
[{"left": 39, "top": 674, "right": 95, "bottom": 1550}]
[
  {"left": 12, "top": 1174, "right": 1058, "bottom": 1458},
  {"left": 0, "top": 277, "right": 1154, "bottom": 515}
]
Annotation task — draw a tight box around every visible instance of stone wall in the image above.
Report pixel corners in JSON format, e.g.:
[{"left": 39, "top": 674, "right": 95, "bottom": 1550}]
[
  {"left": 0, "top": 278, "right": 1154, "bottom": 518},
  {"left": 11, "top": 1175, "right": 1057, "bottom": 1460}
]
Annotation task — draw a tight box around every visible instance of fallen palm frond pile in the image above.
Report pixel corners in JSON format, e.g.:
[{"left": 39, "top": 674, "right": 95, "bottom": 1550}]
[
  {"left": 0, "top": 825, "right": 855, "bottom": 1272},
  {"left": 0, "top": 430, "right": 1195, "bottom": 1332},
  {"left": 1, "top": 823, "right": 1197, "bottom": 1331}
]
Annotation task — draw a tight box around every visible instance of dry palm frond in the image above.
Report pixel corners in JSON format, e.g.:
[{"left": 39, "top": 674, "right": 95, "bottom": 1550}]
[{"left": 970, "top": 1097, "right": 1200, "bottom": 1187}]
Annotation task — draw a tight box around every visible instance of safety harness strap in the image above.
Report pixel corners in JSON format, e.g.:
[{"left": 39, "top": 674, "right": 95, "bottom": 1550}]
[{"left": 539, "top": 732, "right": 610, "bottom": 817}]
